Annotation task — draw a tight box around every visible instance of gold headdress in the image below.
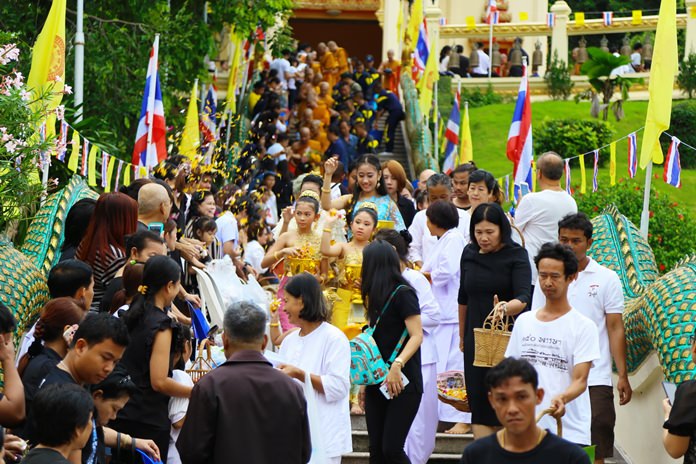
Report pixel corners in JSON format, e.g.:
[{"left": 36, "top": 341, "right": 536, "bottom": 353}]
[
  {"left": 299, "top": 190, "right": 321, "bottom": 202},
  {"left": 357, "top": 201, "right": 378, "bottom": 213}
]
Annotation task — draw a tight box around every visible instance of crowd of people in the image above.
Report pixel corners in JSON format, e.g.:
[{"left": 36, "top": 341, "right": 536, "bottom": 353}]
[{"left": 0, "top": 39, "right": 692, "bottom": 464}]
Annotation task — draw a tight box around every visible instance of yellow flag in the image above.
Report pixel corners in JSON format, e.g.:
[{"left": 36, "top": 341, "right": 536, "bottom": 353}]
[
  {"left": 397, "top": 2, "right": 404, "bottom": 42},
  {"left": 519, "top": 12, "right": 529, "bottom": 21},
  {"left": 639, "top": 0, "right": 677, "bottom": 169},
  {"left": 459, "top": 101, "right": 473, "bottom": 163},
  {"left": 406, "top": 0, "right": 423, "bottom": 47},
  {"left": 531, "top": 160, "right": 537, "bottom": 192},
  {"left": 417, "top": 40, "right": 439, "bottom": 117},
  {"left": 579, "top": 154, "right": 587, "bottom": 194},
  {"left": 691, "top": 6, "right": 696, "bottom": 19},
  {"left": 466, "top": 16, "right": 476, "bottom": 29},
  {"left": 67, "top": 130, "right": 80, "bottom": 172},
  {"left": 179, "top": 80, "right": 200, "bottom": 159},
  {"left": 632, "top": 10, "right": 643, "bottom": 25},
  {"left": 123, "top": 163, "right": 131, "bottom": 188},
  {"left": 87, "top": 145, "right": 99, "bottom": 186},
  {"left": 27, "top": 0, "right": 66, "bottom": 118},
  {"left": 226, "top": 31, "right": 241, "bottom": 111},
  {"left": 105, "top": 156, "right": 116, "bottom": 192},
  {"left": 610, "top": 141, "right": 617, "bottom": 185},
  {"left": 575, "top": 12, "right": 585, "bottom": 26}
]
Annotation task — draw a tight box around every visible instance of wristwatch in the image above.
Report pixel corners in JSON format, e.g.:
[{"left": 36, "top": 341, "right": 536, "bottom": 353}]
[{"left": 393, "top": 357, "right": 404, "bottom": 367}]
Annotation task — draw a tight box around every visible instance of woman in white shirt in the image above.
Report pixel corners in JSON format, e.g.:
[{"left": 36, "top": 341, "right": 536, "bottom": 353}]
[
  {"left": 422, "top": 200, "right": 471, "bottom": 434},
  {"left": 279, "top": 273, "right": 352, "bottom": 463},
  {"left": 243, "top": 223, "right": 272, "bottom": 275},
  {"left": 375, "top": 229, "right": 441, "bottom": 464}
]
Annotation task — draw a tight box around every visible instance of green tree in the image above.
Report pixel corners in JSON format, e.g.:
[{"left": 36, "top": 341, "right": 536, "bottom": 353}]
[{"left": 578, "top": 47, "right": 637, "bottom": 121}]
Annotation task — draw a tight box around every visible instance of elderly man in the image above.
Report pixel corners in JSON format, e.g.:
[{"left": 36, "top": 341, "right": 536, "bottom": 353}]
[
  {"left": 177, "top": 301, "right": 311, "bottom": 464},
  {"left": 136, "top": 183, "right": 172, "bottom": 232}
]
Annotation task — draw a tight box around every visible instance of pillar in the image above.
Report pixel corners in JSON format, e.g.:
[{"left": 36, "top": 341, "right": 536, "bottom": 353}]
[
  {"left": 380, "top": 0, "right": 400, "bottom": 61},
  {"left": 550, "top": 0, "right": 572, "bottom": 64},
  {"left": 686, "top": 0, "right": 696, "bottom": 58},
  {"left": 425, "top": 0, "right": 443, "bottom": 60}
]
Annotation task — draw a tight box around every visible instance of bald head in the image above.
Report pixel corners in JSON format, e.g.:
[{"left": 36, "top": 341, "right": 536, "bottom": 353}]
[
  {"left": 418, "top": 169, "right": 437, "bottom": 191},
  {"left": 537, "top": 152, "right": 564, "bottom": 181},
  {"left": 327, "top": 41, "right": 337, "bottom": 51},
  {"left": 138, "top": 183, "right": 171, "bottom": 222}
]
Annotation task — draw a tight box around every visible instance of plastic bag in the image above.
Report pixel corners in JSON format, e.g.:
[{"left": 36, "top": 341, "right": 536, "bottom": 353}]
[{"left": 304, "top": 371, "right": 329, "bottom": 464}]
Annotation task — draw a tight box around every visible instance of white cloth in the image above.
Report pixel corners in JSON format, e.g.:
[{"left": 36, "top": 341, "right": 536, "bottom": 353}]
[
  {"left": 473, "top": 50, "right": 490, "bottom": 75},
  {"left": 439, "top": 56, "right": 450, "bottom": 73},
  {"left": 287, "top": 65, "right": 298, "bottom": 90},
  {"left": 505, "top": 309, "right": 600, "bottom": 445},
  {"left": 457, "top": 208, "right": 471, "bottom": 243},
  {"left": 279, "top": 322, "right": 352, "bottom": 458},
  {"left": 270, "top": 57, "right": 291, "bottom": 90},
  {"left": 215, "top": 212, "right": 239, "bottom": 249},
  {"left": 267, "top": 142, "right": 287, "bottom": 162},
  {"left": 244, "top": 240, "right": 268, "bottom": 274},
  {"left": 435, "top": 322, "right": 471, "bottom": 423},
  {"left": 631, "top": 52, "right": 642, "bottom": 66},
  {"left": 404, "top": 362, "right": 438, "bottom": 464},
  {"left": 532, "top": 258, "right": 624, "bottom": 387},
  {"left": 407, "top": 210, "right": 437, "bottom": 267},
  {"left": 514, "top": 190, "right": 577, "bottom": 281},
  {"left": 266, "top": 195, "right": 278, "bottom": 225},
  {"left": 403, "top": 268, "right": 440, "bottom": 365},
  {"left": 16, "top": 322, "right": 36, "bottom": 366},
  {"left": 167, "top": 369, "right": 194, "bottom": 464},
  {"left": 422, "top": 228, "right": 466, "bottom": 323}
]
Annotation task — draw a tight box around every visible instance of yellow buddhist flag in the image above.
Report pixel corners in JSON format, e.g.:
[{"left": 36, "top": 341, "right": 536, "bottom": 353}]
[
  {"left": 459, "top": 101, "right": 473, "bottom": 163},
  {"left": 575, "top": 12, "right": 585, "bottom": 26},
  {"left": 179, "top": 80, "right": 200, "bottom": 159},
  {"left": 123, "top": 163, "right": 131, "bottom": 187},
  {"left": 610, "top": 141, "right": 617, "bottom": 185},
  {"left": 519, "top": 12, "right": 529, "bottom": 21},
  {"left": 67, "top": 130, "right": 80, "bottom": 172},
  {"left": 105, "top": 155, "right": 116, "bottom": 192},
  {"left": 417, "top": 40, "right": 439, "bottom": 116},
  {"left": 639, "top": 0, "right": 677, "bottom": 169},
  {"left": 632, "top": 10, "right": 643, "bottom": 25},
  {"left": 406, "top": 0, "right": 424, "bottom": 48},
  {"left": 579, "top": 154, "right": 587, "bottom": 194},
  {"left": 226, "top": 31, "right": 241, "bottom": 111},
  {"left": 466, "top": 16, "right": 476, "bottom": 29},
  {"left": 531, "top": 160, "right": 537, "bottom": 192},
  {"left": 691, "top": 6, "right": 696, "bottom": 19},
  {"left": 397, "top": 2, "right": 404, "bottom": 41},
  {"left": 87, "top": 145, "right": 99, "bottom": 186}
]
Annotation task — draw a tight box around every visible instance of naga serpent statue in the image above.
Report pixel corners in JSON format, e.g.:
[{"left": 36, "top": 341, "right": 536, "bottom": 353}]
[{"left": 0, "top": 181, "right": 693, "bottom": 383}]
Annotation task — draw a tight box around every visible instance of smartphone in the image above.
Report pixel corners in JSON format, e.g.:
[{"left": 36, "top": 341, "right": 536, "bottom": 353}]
[
  {"left": 148, "top": 222, "right": 164, "bottom": 235},
  {"left": 379, "top": 373, "right": 410, "bottom": 400},
  {"left": 663, "top": 381, "right": 677, "bottom": 405}
]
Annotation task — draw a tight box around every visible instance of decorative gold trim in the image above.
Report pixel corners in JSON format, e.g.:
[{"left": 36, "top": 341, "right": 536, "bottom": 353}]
[{"left": 294, "top": 0, "right": 380, "bottom": 11}]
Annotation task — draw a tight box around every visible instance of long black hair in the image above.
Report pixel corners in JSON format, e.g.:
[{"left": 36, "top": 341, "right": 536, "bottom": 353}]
[
  {"left": 122, "top": 255, "right": 181, "bottom": 331},
  {"left": 374, "top": 229, "right": 412, "bottom": 263},
  {"left": 469, "top": 202, "right": 516, "bottom": 250},
  {"left": 361, "top": 241, "right": 412, "bottom": 319},
  {"left": 347, "top": 154, "right": 388, "bottom": 221}
]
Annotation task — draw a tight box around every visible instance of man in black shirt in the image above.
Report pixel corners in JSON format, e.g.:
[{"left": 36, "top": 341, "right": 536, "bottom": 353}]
[{"left": 460, "top": 357, "right": 590, "bottom": 464}]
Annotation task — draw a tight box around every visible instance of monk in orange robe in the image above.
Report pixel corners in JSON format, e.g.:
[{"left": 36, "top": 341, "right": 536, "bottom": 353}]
[
  {"left": 328, "top": 41, "right": 350, "bottom": 74},
  {"left": 318, "top": 42, "right": 338, "bottom": 87}
]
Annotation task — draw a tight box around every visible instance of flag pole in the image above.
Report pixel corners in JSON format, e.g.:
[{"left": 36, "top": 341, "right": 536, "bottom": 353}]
[
  {"left": 433, "top": 80, "right": 439, "bottom": 163},
  {"left": 488, "top": 22, "right": 493, "bottom": 80},
  {"left": 639, "top": 161, "right": 653, "bottom": 238}
]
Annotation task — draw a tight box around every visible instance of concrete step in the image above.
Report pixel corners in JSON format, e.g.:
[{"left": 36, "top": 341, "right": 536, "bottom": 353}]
[
  {"left": 342, "top": 452, "right": 462, "bottom": 464},
  {"left": 351, "top": 430, "right": 472, "bottom": 455}
]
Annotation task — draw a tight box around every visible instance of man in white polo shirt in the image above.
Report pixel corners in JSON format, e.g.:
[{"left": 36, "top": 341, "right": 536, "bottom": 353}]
[{"left": 531, "top": 213, "right": 632, "bottom": 464}]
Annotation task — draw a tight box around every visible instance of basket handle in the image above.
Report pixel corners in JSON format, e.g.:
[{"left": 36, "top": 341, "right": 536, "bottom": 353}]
[
  {"left": 536, "top": 407, "right": 562, "bottom": 437},
  {"left": 483, "top": 307, "right": 512, "bottom": 332},
  {"left": 195, "top": 339, "right": 213, "bottom": 366}
]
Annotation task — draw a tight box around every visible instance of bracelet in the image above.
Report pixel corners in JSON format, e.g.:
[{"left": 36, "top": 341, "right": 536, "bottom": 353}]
[
  {"left": 321, "top": 188, "right": 331, "bottom": 194},
  {"left": 323, "top": 228, "right": 332, "bottom": 233},
  {"left": 393, "top": 357, "right": 404, "bottom": 367},
  {"left": 270, "top": 322, "right": 280, "bottom": 328}
]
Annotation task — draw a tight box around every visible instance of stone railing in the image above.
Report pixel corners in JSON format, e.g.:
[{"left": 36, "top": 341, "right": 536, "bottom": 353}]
[{"left": 400, "top": 74, "right": 439, "bottom": 173}]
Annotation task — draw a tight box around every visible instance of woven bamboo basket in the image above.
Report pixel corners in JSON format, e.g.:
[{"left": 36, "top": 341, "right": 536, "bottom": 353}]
[
  {"left": 187, "top": 339, "right": 214, "bottom": 383},
  {"left": 473, "top": 309, "right": 512, "bottom": 368}
]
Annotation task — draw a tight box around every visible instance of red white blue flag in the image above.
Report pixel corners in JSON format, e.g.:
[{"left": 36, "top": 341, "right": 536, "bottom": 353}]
[
  {"left": 81, "top": 138, "right": 89, "bottom": 176},
  {"left": 442, "top": 91, "right": 461, "bottom": 173},
  {"left": 57, "top": 121, "right": 68, "bottom": 162},
  {"left": 603, "top": 11, "right": 613, "bottom": 26},
  {"left": 486, "top": 0, "right": 498, "bottom": 24},
  {"left": 439, "top": 17, "right": 447, "bottom": 26},
  {"left": 101, "top": 152, "right": 110, "bottom": 188},
  {"left": 592, "top": 150, "right": 599, "bottom": 192},
  {"left": 627, "top": 132, "right": 637, "bottom": 178},
  {"left": 547, "top": 13, "right": 556, "bottom": 27},
  {"left": 200, "top": 82, "right": 218, "bottom": 162},
  {"left": 132, "top": 35, "right": 167, "bottom": 168},
  {"left": 506, "top": 61, "right": 533, "bottom": 199},
  {"left": 564, "top": 159, "right": 571, "bottom": 194},
  {"left": 664, "top": 136, "right": 682, "bottom": 188},
  {"left": 413, "top": 19, "right": 430, "bottom": 80}
]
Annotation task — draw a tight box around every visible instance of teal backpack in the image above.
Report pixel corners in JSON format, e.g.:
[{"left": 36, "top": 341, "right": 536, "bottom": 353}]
[{"left": 350, "top": 285, "right": 408, "bottom": 385}]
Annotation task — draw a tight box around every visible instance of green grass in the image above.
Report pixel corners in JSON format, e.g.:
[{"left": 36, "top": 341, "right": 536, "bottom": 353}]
[{"left": 464, "top": 100, "right": 696, "bottom": 215}]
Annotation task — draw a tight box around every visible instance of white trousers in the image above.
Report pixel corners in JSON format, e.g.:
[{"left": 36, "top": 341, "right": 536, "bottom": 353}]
[
  {"left": 404, "top": 362, "right": 438, "bottom": 464},
  {"left": 435, "top": 322, "right": 472, "bottom": 423}
]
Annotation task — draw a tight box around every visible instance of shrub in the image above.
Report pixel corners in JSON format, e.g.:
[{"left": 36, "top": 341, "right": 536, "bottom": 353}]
[
  {"left": 544, "top": 51, "right": 574, "bottom": 100},
  {"left": 461, "top": 85, "right": 504, "bottom": 108},
  {"left": 533, "top": 119, "right": 614, "bottom": 167},
  {"left": 575, "top": 179, "right": 696, "bottom": 273},
  {"left": 677, "top": 53, "right": 696, "bottom": 99},
  {"left": 664, "top": 100, "right": 696, "bottom": 168}
]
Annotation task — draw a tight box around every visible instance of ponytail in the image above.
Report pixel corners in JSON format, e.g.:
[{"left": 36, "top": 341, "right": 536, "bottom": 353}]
[{"left": 121, "top": 256, "right": 180, "bottom": 331}]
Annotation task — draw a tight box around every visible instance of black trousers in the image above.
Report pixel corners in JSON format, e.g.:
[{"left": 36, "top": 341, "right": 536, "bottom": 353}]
[
  {"left": 365, "top": 386, "right": 422, "bottom": 464},
  {"left": 383, "top": 112, "right": 404, "bottom": 153}
]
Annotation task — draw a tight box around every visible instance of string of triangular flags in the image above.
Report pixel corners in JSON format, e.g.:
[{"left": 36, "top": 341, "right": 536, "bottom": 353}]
[
  {"left": 463, "top": 9, "right": 650, "bottom": 29},
  {"left": 495, "top": 127, "right": 686, "bottom": 203},
  {"left": 48, "top": 120, "right": 150, "bottom": 192}
]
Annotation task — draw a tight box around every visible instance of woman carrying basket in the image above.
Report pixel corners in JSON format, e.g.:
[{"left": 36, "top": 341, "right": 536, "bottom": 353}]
[{"left": 459, "top": 203, "right": 531, "bottom": 440}]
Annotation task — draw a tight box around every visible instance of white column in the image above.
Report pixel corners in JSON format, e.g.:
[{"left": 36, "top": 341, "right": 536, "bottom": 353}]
[
  {"left": 425, "top": 0, "right": 443, "bottom": 59},
  {"left": 380, "top": 0, "right": 400, "bottom": 61},
  {"left": 685, "top": 0, "right": 696, "bottom": 58},
  {"left": 550, "top": 0, "right": 572, "bottom": 65}
]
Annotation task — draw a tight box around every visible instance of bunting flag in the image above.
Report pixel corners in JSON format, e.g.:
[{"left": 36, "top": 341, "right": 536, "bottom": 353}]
[
  {"left": 575, "top": 12, "right": 585, "bottom": 26},
  {"left": 632, "top": 10, "right": 643, "bottom": 25},
  {"left": 628, "top": 132, "right": 638, "bottom": 178},
  {"left": 520, "top": 12, "right": 529, "bottom": 21},
  {"left": 579, "top": 154, "right": 587, "bottom": 194},
  {"left": 87, "top": 144, "right": 98, "bottom": 186},
  {"left": 465, "top": 16, "right": 476, "bottom": 29},
  {"left": 123, "top": 162, "right": 132, "bottom": 187},
  {"left": 564, "top": 159, "right": 572, "bottom": 194},
  {"left": 105, "top": 155, "right": 116, "bottom": 192},
  {"left": 101, "top": 152, "right": 109, "bottom": 188},
  {"left": 664, "top": 137, "right": 682, "bottom": 188},
  {"left": 592, "top": 150, "right": 600, "bottom": 192},
  {"left": 81, "top": 138, "right": 89, "bottom": 176},
  {"left": 67, "top": 129, "right": 79, "bottom": 172},
  {"left": 610, "top": 141, "right": 617, "bottom": 186},
  {"left": 57, "top": 121, "right": 68, "bottom": 161},
  {"left": 603, "top": 11, "right": 613, "bottom": 26},
  {"left": 439, "top": 18, "right": 447, "bottom": 26},
  {"left": 115, "top": 160, "right": 124, "bottom": 191},
  {"left": 547, "top": 13, "right": 556, "bottom": 28}
]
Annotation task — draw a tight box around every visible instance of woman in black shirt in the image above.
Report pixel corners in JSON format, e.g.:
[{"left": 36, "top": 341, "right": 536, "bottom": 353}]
[
  {"left": 663, "top": 332, "right": 696, "bottom": 463},
  {"left": 360, "top": 241, "right": 423, "bottom": 463}
]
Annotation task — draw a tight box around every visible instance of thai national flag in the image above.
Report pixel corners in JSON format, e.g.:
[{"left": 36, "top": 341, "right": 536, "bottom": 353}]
[
  {"left": 486, "top": 0, "right": 498, "bottom": 24},
  {"left": 547, "top": 12, "right": 556, "bottom": 27},
  {"left": 200, "top": 83, "right": 218, "bottom": 144},
  {"left": 627, "top": 132, "right": 637, "bottom": 178},
  {"left": 57, "top": 121, "right": 68, "bottom": 162},
  {"left": 592, "top": 150, "right": 599, "bottom": 192},
  {"left": 564, "top": 159, "right": 572, "bottom": 194},
  {"left": 442, "top": 91, "right": 461, "bottom": 173},
  {"left": 439, "top": 17, "right": 447, "bottom": 26},
  {"left": 603, "top": 11, "right": 613, "bottom": 26},
  {"left": 132, "top": 35, "right": 167, "bottom": 168},
  {"left": 664, "top": 137, "right": 682, "bottom": 188},
  {"left": 506, "top": 61, "right": 533, "bottom": 199},
  {"left": 413, "top": 19, "right": 430, "bottom": 79}
]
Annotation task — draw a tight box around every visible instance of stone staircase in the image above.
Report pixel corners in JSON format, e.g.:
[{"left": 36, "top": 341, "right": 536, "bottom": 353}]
[
  {"left": 374, "top": 114, "right": 414, "bottom": 179},
  {"left": 343, "top": 414, "right": 472, "bottom": 463}
]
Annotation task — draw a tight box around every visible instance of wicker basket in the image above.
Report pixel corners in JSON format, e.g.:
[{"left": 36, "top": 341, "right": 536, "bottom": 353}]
[
  {"left": 187, "top": 339, "right": 213, "bottom": 383},
  {"left": 473, "top": 309, "right": 512, "bottom": 368},
  {"left": 436, "top": 371, "right": 469, "bottom": 412}
]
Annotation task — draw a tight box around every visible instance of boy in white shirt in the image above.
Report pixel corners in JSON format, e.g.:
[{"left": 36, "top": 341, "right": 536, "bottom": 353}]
[{"left": 506, "top": 242, "right": 600, "bottom": 447}]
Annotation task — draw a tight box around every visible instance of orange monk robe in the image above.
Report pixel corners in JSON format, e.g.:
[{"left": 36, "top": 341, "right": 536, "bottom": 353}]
[
  {"left": 311, "top": 61, "right": 322, "bottom": 77},
  {"left": 320, "top": 51, "right": 339, "bottom": 87},
  {"left": 313, "top": 130, "right": 330, "bottom": 153},
  {"left": 382, "top": 59, "right": 401, "bottom": 97},
  {"left": 334, "top": 47, "right": 350, "bottom": 74},
  {"left": 313, "top": 103, "right": 331, "bottom": 128}
]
